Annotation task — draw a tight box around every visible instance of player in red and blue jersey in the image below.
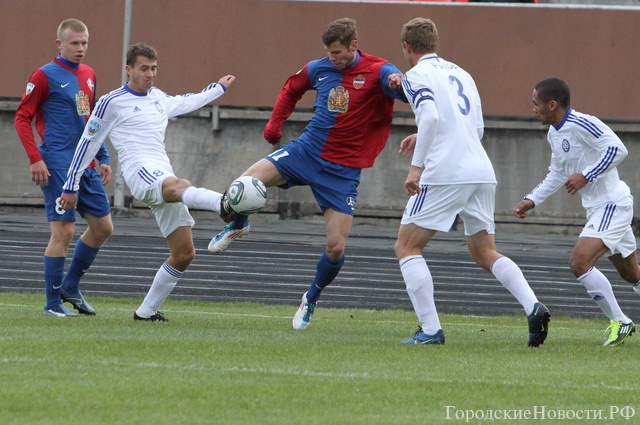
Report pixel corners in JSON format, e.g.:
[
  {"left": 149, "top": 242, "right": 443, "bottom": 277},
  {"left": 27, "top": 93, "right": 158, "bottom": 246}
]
[
  {"left": 209, "top": 18, "right": 407, "bottom": 330},
  {"left": 14, "top": 19, "right": 113, "bottom": 317}
]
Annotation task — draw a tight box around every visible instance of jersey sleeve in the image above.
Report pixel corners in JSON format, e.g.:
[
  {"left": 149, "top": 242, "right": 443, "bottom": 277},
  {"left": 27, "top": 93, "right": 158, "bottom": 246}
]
[
  {"left": 163, "top": 83, "right": 227, "bottom": 119},
  {"left": 95, "top": 143, "right": 111, "bottom": 165},
  {"left": 14, "top": 69, "right": 49, "bottom": 164},
  {"left": 525, "top": 147, "right": 567, "bottom": 206},
  {"left": 63, "top": 98, "right": 118, "bottom": 193},
  {"left": 578, "top": 123, "right": 628, "bottom": 183},
  {"left": 379, "top": 62, "right": 408, "bottom": 103},
  {"left": 90, "top": 76, "right": 110, "bottom": 166},
  {"left": 263, "top": 65, "right": 313, "bottom": 144},
  {"left": 402, "top": 73, "right": 438, "bottom": 168}
]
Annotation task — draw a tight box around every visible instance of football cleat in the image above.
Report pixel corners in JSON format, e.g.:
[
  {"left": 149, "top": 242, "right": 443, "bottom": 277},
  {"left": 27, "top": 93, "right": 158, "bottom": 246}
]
[
  {"left": 292, "top": 292, "right": 316, "bottom": 330},
  {"left": 61, "top": 289, "right": 96, "bottom": 315},
  {"left": 208, "top": 222, "right": 250, "bottom": 253},
  {"left": 133, "top": 311, "right": 169, "bottom": 322},
  {"left": 603, "top": 320, "right": 635, "bottom": 347},
  {"left": 219, "top": 191, "right": 236, "bottom": 223},
  {"left": 527, "top": 302, "right": 551, "bottom": 347},
  {"left": 43, "top": 303, "right": 79, "bottom": 317},
  {"left": 402, "top": 328, "right": 445, "bottom": 344}
]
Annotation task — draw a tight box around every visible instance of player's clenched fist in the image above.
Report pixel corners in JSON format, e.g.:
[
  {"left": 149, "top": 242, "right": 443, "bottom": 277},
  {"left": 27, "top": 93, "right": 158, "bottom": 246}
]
[{"left": 218, "top": 75, "right": 235, "bottom": 89}]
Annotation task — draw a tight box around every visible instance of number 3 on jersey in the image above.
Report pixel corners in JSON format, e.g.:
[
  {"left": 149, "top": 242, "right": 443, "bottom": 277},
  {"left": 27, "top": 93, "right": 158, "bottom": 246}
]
[{"left": 448, "top": 75, "right": 470, "bottom": 116}]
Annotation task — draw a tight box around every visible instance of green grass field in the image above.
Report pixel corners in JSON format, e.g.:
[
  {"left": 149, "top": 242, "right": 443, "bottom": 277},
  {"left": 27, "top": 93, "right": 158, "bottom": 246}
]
[{"left": 1, "top": 292, "right": 637, "bottom": 425}]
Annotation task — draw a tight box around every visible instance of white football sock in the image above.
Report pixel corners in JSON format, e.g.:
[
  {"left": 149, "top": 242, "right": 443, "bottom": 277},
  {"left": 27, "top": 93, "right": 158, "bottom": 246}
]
[
  {"left": 578, "top": 267, "right": 630, "bottom": 323},
  {"left": 136, "top": 262, "right": 182, "bottom": 318},
  {"left": 399, "top": 255, "right": 441, "bottom": 334},
  {"left": 491, "top": 256, "right": 538, "bottom": 315},
  {"left": 181, "top": 186, "right": 223, "bottom": 213}
]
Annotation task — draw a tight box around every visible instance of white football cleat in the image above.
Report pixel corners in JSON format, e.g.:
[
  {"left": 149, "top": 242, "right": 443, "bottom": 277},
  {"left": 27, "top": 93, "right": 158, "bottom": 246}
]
[
  {"left": 208, "top": 222, "right": 250, "bottom": 253},
  {"left": 292, "top": 292, "right": 316, "bottom": 330}
]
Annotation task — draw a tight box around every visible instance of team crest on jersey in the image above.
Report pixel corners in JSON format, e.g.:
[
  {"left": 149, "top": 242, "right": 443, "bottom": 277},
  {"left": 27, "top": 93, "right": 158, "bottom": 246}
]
[
  {"left": 328, "top": 86, "right": 349, "bottom": 113},
  {"left": 87, "top": 78, "right": 95, "bottom": 92},
  {"left": 562, "top": 139, "right": 570, "bottom": 152},
  {"left": 75, "top": 90, "right": 90, "bottom": 116},
  {"left": 87, "top": 120, "right": 102, "bottom": 135},
  {"left": 25, "top": 83, "right": 35, "bottom": 95},
  {"left": 353, "top": 75, "right": 365, "bottom": 89},
  {"left": 155, "top": 101, "right": 164, "bottom": 113}
]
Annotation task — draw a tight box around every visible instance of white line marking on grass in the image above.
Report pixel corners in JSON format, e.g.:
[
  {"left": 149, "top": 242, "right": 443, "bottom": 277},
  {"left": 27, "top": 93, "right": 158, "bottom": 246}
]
[{"left": 1, "top": 356, "right": 637, "bottom": 391}]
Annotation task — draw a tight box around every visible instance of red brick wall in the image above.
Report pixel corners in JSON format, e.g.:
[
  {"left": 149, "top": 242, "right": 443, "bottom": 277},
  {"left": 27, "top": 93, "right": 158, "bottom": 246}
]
[{"left": 3, "top": 0, "right": 638, "bottom": 120}]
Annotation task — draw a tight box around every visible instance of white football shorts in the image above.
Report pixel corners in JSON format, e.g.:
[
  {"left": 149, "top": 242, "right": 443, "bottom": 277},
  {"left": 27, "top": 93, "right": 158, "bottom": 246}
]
[
  {"left": 581, "top": 202, "right": 636, "bottom": 258},
  {"left": 401, "top": 183, "right": 496, "bottom": 236},
  {"left": 125, "top": 163, "right": 195, "bottom": 238}
]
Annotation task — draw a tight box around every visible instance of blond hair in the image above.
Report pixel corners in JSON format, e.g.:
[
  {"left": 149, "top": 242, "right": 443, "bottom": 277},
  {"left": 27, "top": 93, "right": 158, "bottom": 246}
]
[
  {"left": 57, "top": 18, "right": 88, "bottom": 40},
  {"left": 401, "top": 18, "right": 438, "bottom": 54}
]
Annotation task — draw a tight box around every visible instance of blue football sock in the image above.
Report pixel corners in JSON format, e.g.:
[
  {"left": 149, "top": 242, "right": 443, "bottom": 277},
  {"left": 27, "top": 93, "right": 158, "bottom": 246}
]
[
  {"left": 62, "top": 238, "right": 100, "bottom": 294},
  {"left": 306, "top": 252, "right": 345, "bottom": 303},
  {"left": 44, "top": 256, "right": 65, "bottom": 309},
  {"left": 232, "top": 214, "right": 249, "bottom": 229}
]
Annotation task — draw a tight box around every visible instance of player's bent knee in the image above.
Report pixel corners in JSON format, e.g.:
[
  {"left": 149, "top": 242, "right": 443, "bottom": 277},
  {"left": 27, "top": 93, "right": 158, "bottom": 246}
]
[
  {"left": 569, "top": 259, "right": 590, "bottom": 278},
  {"left": 173, "top": 251, "right": 195, "bottom": 270},
  {"left": 52, "top": 224, "right": 75, "bottom": 246},
  {"left": 95, "top": 222, "right": 114, "bottom": 241},
  {"left": 325, "top": 243, "right": 346, "bottom": 260}
]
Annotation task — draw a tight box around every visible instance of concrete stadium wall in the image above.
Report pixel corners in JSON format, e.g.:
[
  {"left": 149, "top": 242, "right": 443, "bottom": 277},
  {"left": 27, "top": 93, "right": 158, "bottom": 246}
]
[{"left": 4, "top": 102, "right": 640, "bottom": 234}]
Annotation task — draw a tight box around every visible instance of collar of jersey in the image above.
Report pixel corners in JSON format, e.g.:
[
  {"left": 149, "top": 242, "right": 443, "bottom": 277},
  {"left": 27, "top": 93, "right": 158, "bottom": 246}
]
[
  {"left": 345, "top": 51, "right": 361, "bottom": 70},
  {"left": 418, "top": 53, "right": 440, "bottom": 63},
  {"left": 554, "top": 107, "right": 573, "bottom": 131},
  {"left": 124, "top": 83, "right": 149, "bottom": 96},
  {"left": 55, "top": 54, "right": 80, "bottom": 71}
]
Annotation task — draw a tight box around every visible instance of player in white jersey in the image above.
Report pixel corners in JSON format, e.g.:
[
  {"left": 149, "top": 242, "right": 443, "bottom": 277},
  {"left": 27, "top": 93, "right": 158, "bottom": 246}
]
[
  {"left": 392, "top": 18, "right": 550, "bottom": 346},
  {"left": 515, "top": 77, "right": 640, "bottom": 346},
  {"left": 60, "top": 43, "right": 237, "bottom": 322}
]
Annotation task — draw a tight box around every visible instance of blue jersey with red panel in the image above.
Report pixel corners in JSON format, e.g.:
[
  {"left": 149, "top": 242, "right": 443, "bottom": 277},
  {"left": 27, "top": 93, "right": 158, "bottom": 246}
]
[
  {"left": 15, "top": 55, "right": 109, "bottom": 170},
  {"left": 264, "top": 51, "right": 406, "bottom": 169}
]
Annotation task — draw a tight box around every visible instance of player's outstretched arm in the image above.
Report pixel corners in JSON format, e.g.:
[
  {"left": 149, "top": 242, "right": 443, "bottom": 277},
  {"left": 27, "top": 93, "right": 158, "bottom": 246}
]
[{"left": 264, "top": 66, "right": 311, "bottom": 145}]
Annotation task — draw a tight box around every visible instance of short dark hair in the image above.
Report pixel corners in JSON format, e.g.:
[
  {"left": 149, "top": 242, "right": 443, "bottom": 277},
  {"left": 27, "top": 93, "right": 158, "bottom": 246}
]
[
  {"left": 126, "top": 42, "right": 158, "bottom": 67},
  {"left": 535, "top": 77, "right": 571, "bottom": 108},
  {"left": 322, "top": 18, "right": 358, "bottom": 47}
]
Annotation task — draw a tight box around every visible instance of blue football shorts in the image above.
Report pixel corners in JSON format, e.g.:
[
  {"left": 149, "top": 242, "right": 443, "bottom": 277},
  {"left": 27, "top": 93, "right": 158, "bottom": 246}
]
[
  {"left": 42, "top": 168, "right": 111, "bottom": 221},
  {"left": 265, "top": 141, "right": 361, "bottom": 215}
]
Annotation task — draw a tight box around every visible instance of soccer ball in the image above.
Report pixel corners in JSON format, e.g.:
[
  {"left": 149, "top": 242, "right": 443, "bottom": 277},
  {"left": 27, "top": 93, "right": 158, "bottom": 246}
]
[{"left": 226, "top": 176, "right": 267, "bottom": 215}]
